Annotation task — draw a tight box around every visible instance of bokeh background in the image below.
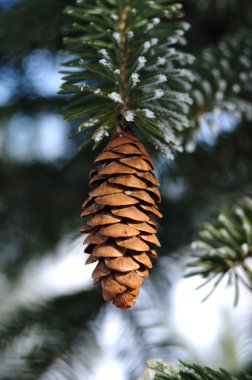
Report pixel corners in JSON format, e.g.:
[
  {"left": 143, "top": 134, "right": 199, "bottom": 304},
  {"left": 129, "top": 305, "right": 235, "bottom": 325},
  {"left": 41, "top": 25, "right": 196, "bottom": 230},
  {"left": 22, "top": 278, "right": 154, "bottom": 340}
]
[{"left": 0, "top": 0, "right": 252, "bottom": 379}]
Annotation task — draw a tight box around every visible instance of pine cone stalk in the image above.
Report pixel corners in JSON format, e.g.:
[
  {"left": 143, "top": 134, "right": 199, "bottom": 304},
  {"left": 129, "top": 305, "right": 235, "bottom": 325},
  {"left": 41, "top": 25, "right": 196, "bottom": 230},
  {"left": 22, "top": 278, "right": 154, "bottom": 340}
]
[{"left": 80, "top": 131, "right": 162, "bottom": 309}]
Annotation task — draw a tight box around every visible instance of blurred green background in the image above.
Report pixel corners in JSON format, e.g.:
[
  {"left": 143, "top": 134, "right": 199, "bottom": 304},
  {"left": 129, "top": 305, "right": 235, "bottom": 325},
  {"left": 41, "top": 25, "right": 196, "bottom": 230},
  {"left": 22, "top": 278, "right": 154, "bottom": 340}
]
[{"left": 0, "top": 1, "right": 252, "bottom": 379}]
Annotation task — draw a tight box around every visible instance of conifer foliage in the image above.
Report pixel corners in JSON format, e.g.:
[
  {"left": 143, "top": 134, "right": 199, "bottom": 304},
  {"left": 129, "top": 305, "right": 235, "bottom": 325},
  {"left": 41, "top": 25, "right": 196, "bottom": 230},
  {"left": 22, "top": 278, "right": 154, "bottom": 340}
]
[
  {"left": 141, "top": 359, "right": 252, "bottom": 380},
  {"left": 61, "top": 0, "right": 193, "bottom": 158},
  {"left": 187, "top": 31, "right": 252, "bottom": 144},
  {"left": 188, "top": 196, "right": 252, "bottom": 305},
  {"left": 61, "top": 0, "right": 193, "bottom": 307}
]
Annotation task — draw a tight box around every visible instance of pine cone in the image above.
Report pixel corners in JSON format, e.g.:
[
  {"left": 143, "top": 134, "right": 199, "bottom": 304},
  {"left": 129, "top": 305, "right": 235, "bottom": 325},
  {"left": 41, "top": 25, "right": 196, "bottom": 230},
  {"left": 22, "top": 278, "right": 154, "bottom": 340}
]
[{"left": 80, "top": 131, "right": 162, "bottom": 309}]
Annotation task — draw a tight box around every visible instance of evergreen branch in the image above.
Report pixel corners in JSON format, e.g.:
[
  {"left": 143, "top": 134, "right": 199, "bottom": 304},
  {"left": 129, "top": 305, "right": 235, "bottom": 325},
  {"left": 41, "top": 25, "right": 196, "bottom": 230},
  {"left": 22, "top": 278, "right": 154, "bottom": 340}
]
[
  {"left": 187, "top": 196, "right": 252, "bottom": 305},
  {"left": 186, "top": 30, "right": 252, "bottom": 149},
  {"left": 61, "top": 0, "right": 194, "bottom": 156},
  {"left": 0, "top": 0, "right": 68, "bottom": 57},
  {"left": 193, "top": 0, "right": 252, "bottom": 20},
  {"left": 0, "top": 289, "right": 103, "bottom": 379},
  {"left": 140, "top": 359, "right": 252, "bottom": 380}
]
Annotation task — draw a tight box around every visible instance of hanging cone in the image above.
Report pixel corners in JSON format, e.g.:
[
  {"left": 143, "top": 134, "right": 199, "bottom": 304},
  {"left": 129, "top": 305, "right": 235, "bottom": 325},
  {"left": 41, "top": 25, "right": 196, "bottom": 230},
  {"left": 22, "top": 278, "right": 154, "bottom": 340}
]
[{"left": 80, "top": 131, "right": 162, "bottom": 309}]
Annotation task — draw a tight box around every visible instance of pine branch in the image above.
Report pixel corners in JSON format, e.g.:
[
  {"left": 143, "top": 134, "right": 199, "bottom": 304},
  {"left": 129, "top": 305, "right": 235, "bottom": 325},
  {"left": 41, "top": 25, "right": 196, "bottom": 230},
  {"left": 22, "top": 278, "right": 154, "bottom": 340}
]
[
  {"left": 193, "top": 0, "right": 252, "bottom": 18},
  {"left": 0, "top": 0, "right": 68, "bottom": 57},
  {"left": 187, "top": 195, "right": 252, "bottom": 305},
  {"left": 140, "top": 359, "right": 252, "bottom": 380},
  {"left": 186, "top": 30, "right": 252, "bottom": 149},
  {"left": 0, "top": 289, "right": 102, "bottom": 379},
  {"left": 60, "top": 0, "right": 194, "bottom": 157}
]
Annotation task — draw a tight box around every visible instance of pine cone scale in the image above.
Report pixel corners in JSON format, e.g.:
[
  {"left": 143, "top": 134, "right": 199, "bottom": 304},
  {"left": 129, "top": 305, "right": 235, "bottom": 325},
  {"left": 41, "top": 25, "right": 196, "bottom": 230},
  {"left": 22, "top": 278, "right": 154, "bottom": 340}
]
[
  {"left": 99, "top": 223, "right": 140, "bottom": 238},
  {"left": 106, "top": 257, "right": 140, "bottom": 271},
  {"left": 95, "top": 193, "right": 139, "bottom": 206},
  {"left": 115, "top": 271, "right": 143, "bottom": 289},
  {"left": 111, "top": 207, "right": 150, "bottom": 222},
  {"left": 108, "top": 175, "right": 148, "bottom": 189}
]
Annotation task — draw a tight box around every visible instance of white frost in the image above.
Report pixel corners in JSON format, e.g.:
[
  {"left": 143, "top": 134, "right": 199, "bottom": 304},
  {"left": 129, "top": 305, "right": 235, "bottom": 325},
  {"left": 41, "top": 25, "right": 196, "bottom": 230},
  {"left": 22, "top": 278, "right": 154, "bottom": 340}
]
[
  {"left": 153, "top": 17, "right": 160, "bottom": 25},
  {"left": 113, "top": 32, "right": 121, "bottom": 43},
  {"left": 94, "top": 126, "right": 109, "bottom": 142},
  {"left": 144, "top": 369, "right": 155, "bottom": 380},
  {"left": 137, "top": 56, "right": 147, "bottom": 70},
  {"left": 157, "top": 74, "right": 167, "bottom": 83},
  {"left": 127, "top": 31, "right": 134, "bottom": 40},
  {"left": 154, "top": 89, "right": 164, "bottom": 99},
  {"left": 99, "top": 59, "right": 113, "bottom": 69},
  {"left": 143, "top": 41, "right": 152, "bottom": 52},
  {"left": 108, "top": 92, "right": 124, "bottom": 103},
  {"left": 157, "top": 57, "right": 166, "bottom": 65},
  {"left": 132, "top": 72, "right": 140, "bottom": 86},
  {"left": 125, "top": 110, "right": 135, "bottom": 122},
  {"left": 151, "top": 38, "right": 159, "bottom": 46},
  {"left": 144, "top": 108, "right": 155, "bottom": 119},
  {"left": 150, "top": 137, "right": 174, "bottom": 159},
  {"left": 99, "top": 49, "right": 109, "bottom": 59}
]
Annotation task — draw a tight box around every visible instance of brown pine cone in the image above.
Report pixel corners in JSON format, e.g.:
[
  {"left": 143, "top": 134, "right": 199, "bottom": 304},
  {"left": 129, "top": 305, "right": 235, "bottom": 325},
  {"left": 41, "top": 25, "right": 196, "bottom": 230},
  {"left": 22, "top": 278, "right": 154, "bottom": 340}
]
[{"left": 80, "top": 131, "right": 162, "bottom": 309}]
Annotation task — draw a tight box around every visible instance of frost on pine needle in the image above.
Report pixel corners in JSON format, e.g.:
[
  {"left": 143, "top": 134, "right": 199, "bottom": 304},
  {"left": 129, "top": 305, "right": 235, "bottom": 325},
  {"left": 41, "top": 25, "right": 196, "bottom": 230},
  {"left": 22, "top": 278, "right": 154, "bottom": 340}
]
[
  {"left": 150, "top": 137, "right": 174, "bottom": 159},
  {"left": 180, "top": 21, "right": 191, "bottom": 31},
  {"left": 241, "top": 243, "right": 250, "bottom": 254},
  {"left": 124, "top": 110, "right": 135, "bottom": 122},
  {"left": 173, "top": 69, "right": 195, "bottom": 81},
  {"left": 108, "top": 92, "right": 124, "bottom": 103},
  {"left": 93, "top": 125, "right": 110, "bottom": 142},
  {"left": 94, "top": 89, "right": 102, "bottom": 94},
  {"left": 192, "top": 89, "right": 205, "bottom": 106},
  {"left": 143, "top": 41, "right": 151, "bottom": 52},
  {"left": 153, "top": 17, "right": 160, "bottom": 25},
  {"left": 131, "top": 72, "right": 140, "bottom": 87},
  {"left": 218, "top": 79, "right": 227, "bottom": 91},
  {"left": 157, "top": 57, "right": 166, "bottom": 65},
  {"left": 79, "top": 84, "right": 86, "bottom": 91},
  {"left": 113, "top": 32, "right": 121, "bottom": 43},
  {"left": 163, "top": 364, "right": 181, "bottom": 376},
  {"left": 168, "top": 111, "right": 190, "bottom": 129},
  {"left": 143, "top": 108, "right": 155, "bottom": 119},
  {"left": 151, "top": 38, "right": 159, "bottom": 46},
  {"left": 167, "top": 90, "right": 193, "bottom": 105},
  {"left": 158, "top": 123, "right": 180, "bottom": 145},
  {"left": 99, "top": 58, "right": 113, "bottom": 70},
  {"left": 137, "top": 56, "right": 147, "bottom": 71},
  {"left": 79, "top": 118, "right": 99, "bottom": 130},
  {"left": 153, "top": 89, "right": 164, "bottom": 99},
  {"left": 99, "top": 49, "right": 109, "bottom": 59},
  {"left": 178, "top": 52, "right": 195, "bottom": 65},
  {"left": 143, "top": 369, "right": 155, "bottom": 380},
  {"left": 146, "top": 17, "right": 161, "bottom": 31},
  {"left": 111, "top": 13, "right": 118, "bottom": 20},
  {"left": 127, "top": 31, "right": 134, "bottom": 40},
  {"left": 167, "top": 36, "right": 179, "bottom": 45},
  {"left": 157, "top": 74, "right": 167, "bottom": 83},
  {"left": 151, "top": 106, "right": 189, "bottom": 128}
]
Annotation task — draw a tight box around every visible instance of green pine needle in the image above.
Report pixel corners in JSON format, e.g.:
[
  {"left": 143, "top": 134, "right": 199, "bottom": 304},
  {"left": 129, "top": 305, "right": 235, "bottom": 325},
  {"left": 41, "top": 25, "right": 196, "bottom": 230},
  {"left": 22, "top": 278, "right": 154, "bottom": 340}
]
[
  {"left": 61, "top": 0, "right": 194, "bottom": 155},
  {"left": 185, "top": 30, "right": 252, "bottom": 150},
  {"left": 187, "top": 196, "right": 252, "bottom": 306},
  {"left": 139, "top": 359, "right": 252, "bottom": 380}
]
